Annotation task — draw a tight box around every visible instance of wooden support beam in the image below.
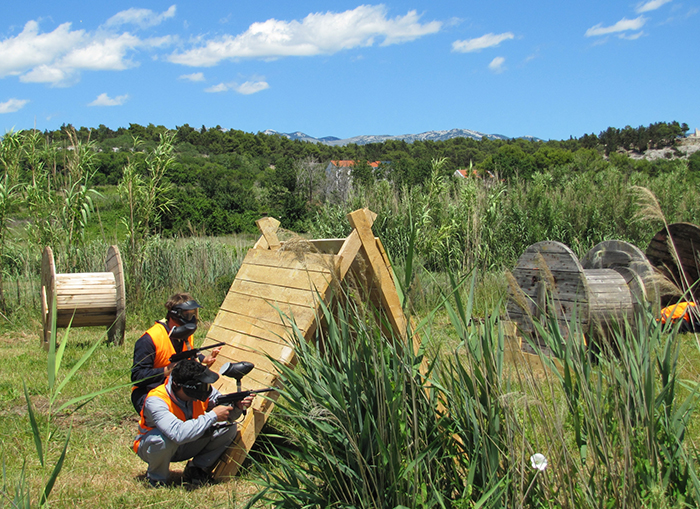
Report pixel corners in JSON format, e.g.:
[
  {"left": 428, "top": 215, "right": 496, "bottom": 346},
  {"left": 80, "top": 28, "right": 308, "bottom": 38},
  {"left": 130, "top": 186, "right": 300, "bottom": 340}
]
[
  {"left": 336, "top": 230, "right": 362, "bottom": 280},
  {"left": 347, "top": 208, "right": 409, "bottom": 344},
  {"left": 254, "top": 217, "right": 281, "bottom": 250}
]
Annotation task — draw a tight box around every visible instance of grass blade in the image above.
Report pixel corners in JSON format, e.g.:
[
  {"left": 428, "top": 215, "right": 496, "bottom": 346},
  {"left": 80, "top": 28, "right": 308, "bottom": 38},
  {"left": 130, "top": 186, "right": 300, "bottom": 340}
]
[
  {"left": 23, "top": 379, "right": 44, "bottom": 467},
  {"left": 52, "top": 327, "right": 108, "bottom": 404},
  {"left": 39, "top": 426, "right": 71, "bottom": 507}
]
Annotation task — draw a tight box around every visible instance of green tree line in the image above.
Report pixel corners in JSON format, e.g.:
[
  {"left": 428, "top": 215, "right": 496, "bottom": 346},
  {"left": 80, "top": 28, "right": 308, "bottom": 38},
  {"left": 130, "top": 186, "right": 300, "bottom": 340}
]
[{"left": 27, "top": 120, "right": 694, "bottom": 236}]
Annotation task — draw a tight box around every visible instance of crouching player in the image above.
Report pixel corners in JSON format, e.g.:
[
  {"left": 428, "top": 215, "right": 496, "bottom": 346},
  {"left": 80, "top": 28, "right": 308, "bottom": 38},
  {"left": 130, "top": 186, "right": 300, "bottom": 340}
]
[{"left": 133, "top": 359, "right": 254, "bottom": 487}]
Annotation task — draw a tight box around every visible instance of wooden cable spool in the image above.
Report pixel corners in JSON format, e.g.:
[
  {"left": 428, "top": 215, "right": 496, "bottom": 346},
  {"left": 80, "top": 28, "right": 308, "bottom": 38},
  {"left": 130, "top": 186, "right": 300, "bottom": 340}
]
[
  {"left": 507, "top": 240, "right": 655, "bottom": 351},
  {"left": 645, "top": 222, "right": 700, "bottom": 306},
  {"left": 40, "top": 245, "right": 126, "bottom": 347}
]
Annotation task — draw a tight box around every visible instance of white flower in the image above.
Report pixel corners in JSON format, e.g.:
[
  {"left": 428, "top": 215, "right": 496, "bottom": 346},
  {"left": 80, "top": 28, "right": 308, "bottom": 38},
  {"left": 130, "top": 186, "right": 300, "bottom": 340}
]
[{"left": 530, "top": 453, "right": 548, "bottom": 471}]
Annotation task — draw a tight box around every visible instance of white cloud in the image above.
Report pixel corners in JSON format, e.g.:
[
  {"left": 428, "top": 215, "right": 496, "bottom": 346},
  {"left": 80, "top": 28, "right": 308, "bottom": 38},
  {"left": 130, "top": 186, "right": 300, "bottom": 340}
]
[
  {"left": 0, "top": 21, "right": 84, "bottom": 78},
  {"left": 585, "top": 16, "right": 647, "bottom": 36},
  {"left": 88, "top": 93, "right": 129, "bottom": 106},
  {"left": 0, "top": 98, "right": 29, "bottom": 113},
  {"left": 205, "top": 83, "right": 229, "bottom": 93},
  {"left": 104, "top": 5, "right": 176, "bottom": 29},
  {"left": 179, "top": 72, "right": 205, "bottom": 82},
  {"left": 0, "top": 17, "right": 173, "bottom": 86},
  {"left": 169, "top": 5, "right": 442, "bottom": 66},
  {"left": 20, "top": 65, "right": 72, "bottom": 85},
  {"left": 61, "top": 33, "right": 143, "bottom": 71},
  {"left": 636, "top": 0, "right": 672, "bottom": 13},
  {"left": 204, "top": 79, "right": 269, "bottom": 94},
  {"left": 235, "top": 80, "right": 270, "bottom": 94},
  {"left": 619, "top": 31, "right": 645, "bottom": 40},
  {"left": 452, "top": 32, "right": 514, "bottom": 53},
  {"left": 488, "top": 56, "right": 505, "bottom": 73}
]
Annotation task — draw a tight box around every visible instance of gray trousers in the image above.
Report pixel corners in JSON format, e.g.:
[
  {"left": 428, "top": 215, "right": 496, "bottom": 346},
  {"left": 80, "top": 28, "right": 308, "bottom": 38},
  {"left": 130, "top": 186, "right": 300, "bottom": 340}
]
[{"left": 137, "top": 424, "right": 237, "bottom": 482}]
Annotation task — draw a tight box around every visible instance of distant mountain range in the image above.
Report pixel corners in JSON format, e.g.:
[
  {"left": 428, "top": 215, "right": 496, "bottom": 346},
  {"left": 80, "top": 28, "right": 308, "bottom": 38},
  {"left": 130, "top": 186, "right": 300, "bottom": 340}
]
[{"left": 262, "top": 128, "right": 540, "bottom": 146}]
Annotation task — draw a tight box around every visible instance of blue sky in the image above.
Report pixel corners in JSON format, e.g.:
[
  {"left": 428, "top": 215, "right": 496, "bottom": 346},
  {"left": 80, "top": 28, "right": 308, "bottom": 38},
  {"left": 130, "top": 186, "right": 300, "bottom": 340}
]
[{"left": 1, "top": 1, "right": 697, "bottom": 141}]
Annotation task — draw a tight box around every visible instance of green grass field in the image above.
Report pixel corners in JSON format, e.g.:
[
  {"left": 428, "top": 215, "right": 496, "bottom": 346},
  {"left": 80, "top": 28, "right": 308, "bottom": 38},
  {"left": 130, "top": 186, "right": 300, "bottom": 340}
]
[
  {"left": 0, "top": 321, "right": 265, "bottom": 508},
  {"left": 3, "top": 277, "right": 700, "bottom": 508}
]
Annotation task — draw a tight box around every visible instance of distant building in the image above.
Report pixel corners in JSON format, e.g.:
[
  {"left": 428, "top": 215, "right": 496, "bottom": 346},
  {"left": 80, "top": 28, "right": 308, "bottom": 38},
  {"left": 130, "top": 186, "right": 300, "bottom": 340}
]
[
  {"left": 325, "top": 160, "right": 383, "bottom": 172},
  {"left": 454, "top": 168, "right": 497, "bottom": 180}
]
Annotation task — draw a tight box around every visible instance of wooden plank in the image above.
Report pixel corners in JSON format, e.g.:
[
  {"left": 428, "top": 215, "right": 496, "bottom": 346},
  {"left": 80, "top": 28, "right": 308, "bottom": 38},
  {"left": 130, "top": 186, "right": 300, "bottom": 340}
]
[
  {"left": 207, "top": 322, "right": 293, "bottom": 348},
  {"left": 212, "top": 341, "right": 296, "bottom": 371},
  {"left": 212, "top": 208, "right": 420, "bottom": 479},
  {"left": 227, "top": 280, "right": 324, "bottom": 308},
  {"left": 207, "top": 317, "right": 297, "bottom": 343},
  {"left": 106, "top": 245, "right": 126, "bottom": 345},
  {"left": 56, "top": 308, "right": 116, "bottom": 327},
  {"left": 213, "top": 351, "right": 285, "bottom": 385},
  {"left": 337, "top": 230, "right": 363, "bottom": 280},
  {"left": 233, "top": 263, "right": 333, "bottom": 291},
  {"left": 57, "top": 292, "right": 115, "bottom": 303},
  {"left": 217, "top": 294, "right": 320, "bottom": 327},
  {"left": 254, "top": 217, "right": 281, "bottom": 250},
  {"left": 208, "top": 307, "right": 308, "bottom": 335},
  {"left": 242, "top": 249, "right": 336, "bottom": 273},
  {"left": 211, "top": 334, "right": 291, "bottom": 361}
]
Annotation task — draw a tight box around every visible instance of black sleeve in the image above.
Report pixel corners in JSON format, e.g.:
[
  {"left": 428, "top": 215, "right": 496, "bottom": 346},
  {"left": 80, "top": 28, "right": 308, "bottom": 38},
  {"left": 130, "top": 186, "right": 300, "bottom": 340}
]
[{"left": 131, "top": 332, "right": 166, "bottom": 387}]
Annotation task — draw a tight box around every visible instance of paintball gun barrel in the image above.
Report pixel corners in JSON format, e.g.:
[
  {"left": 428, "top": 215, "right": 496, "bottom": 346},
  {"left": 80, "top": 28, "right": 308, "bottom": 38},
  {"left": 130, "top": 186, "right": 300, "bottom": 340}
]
[
  {"left": 169, "top": 341, "right": 226, "bottom": 363},
  {"left": 216, "top": 388, "right": 275, "bottom": 406}
]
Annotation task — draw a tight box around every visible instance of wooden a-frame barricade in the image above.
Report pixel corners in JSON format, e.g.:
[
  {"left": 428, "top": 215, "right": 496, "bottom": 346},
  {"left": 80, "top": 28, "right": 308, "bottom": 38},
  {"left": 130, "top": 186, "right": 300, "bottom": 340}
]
[{"left": 206, "top": 208, "right": 419, "bottom": 479}]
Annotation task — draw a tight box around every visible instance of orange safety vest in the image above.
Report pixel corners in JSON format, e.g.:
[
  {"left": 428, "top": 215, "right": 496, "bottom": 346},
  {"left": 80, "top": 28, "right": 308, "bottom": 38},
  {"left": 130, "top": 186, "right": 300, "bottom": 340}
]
[
  {"left": 133, "top": 383, "right": 208, "bottom": 453},
  {"left": 132, "top": 321, "right": 194, "bottom": 393},
  {"left": 147, "top": 320, "right": 195, "bottom": 369},
  {"left": 660, "top": 302, "right": 697, "bottom": 324}
]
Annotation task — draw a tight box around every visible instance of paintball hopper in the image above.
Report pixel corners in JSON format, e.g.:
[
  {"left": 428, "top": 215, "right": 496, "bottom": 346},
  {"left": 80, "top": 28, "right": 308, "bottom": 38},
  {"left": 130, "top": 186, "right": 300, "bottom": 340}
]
[{"left": 219, "top": 361, "right": 254, "bottom": 381}]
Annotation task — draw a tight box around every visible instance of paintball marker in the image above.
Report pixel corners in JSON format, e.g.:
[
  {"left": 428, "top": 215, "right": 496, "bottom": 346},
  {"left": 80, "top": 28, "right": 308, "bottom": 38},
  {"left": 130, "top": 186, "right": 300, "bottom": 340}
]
[
  {"left": 169, "top": 341, "right": 226, "bottom": 363},
  {"left": 216, "top": 387, "right": 276, "bottom": 406},
  {"left": 216, "top": 360, "right": 276, "bottom": 409}
]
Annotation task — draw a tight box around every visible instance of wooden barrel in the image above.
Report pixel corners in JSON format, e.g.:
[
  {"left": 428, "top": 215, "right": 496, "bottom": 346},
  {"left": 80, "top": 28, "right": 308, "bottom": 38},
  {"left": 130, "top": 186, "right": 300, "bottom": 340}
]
[
  {"left": 645, "top": 222, "right": 700, "bottom": 305},
  {"left": 41, "top": 245, "right": 126, "bottom": 347}
]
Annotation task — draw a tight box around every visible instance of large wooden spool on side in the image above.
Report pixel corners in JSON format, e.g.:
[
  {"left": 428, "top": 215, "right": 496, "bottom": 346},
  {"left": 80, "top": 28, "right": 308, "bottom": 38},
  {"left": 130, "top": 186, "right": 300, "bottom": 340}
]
[
  {"left": 41, "top": 246, "right": 126, "bottom": 346},
  {"left": 507, "top": 241, "right": 590, "bottom": 351},
  {"left": 646, "top": 222, "right": 700, "bottom": 305},
  {"left": 508, "top": 240, "right": 656, "bottom": 352}
]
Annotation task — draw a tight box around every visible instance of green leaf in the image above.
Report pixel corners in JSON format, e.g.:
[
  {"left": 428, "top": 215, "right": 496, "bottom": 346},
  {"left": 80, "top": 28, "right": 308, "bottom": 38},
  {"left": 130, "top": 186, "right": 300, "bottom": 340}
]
[
  {"left": 23, "top": 379, "right": 44, "bottom": 467},
  {"left": 39, "top": 426, "right": 71, "bottom": 507},
  {"left": 53, "top": 312, "right": 73, "bottom": 383},
  {"left": 53, "top": 327, "right": 112, "bottom": 406},
  {"left": 56, "top": 379, "right": 136, "bottom": 413},
  {"left": 473, "top": 475, "right": 507, "bottom": 509}
]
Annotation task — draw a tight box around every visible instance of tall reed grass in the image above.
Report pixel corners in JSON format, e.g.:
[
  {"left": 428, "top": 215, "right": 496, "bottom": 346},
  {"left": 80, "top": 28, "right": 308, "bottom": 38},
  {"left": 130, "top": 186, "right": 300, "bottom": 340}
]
[
  {"left": 310, "top": 161, "right": 700, "bottom": 277},
  {"left": 245, "top": 246, "right": 700, "bottom": 508}
]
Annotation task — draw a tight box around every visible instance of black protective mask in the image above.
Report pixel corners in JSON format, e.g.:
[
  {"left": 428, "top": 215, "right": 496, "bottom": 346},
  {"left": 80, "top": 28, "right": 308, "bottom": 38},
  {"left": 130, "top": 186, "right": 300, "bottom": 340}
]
[
  {"left": 180, "top": 381, "right": 212, "bottom": 401},
  {"left": 170, "top": 300, "right": 201, "bottom": 326},
  {"left": 170, "top": 322, "right": 197, "bottom": 341}
]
